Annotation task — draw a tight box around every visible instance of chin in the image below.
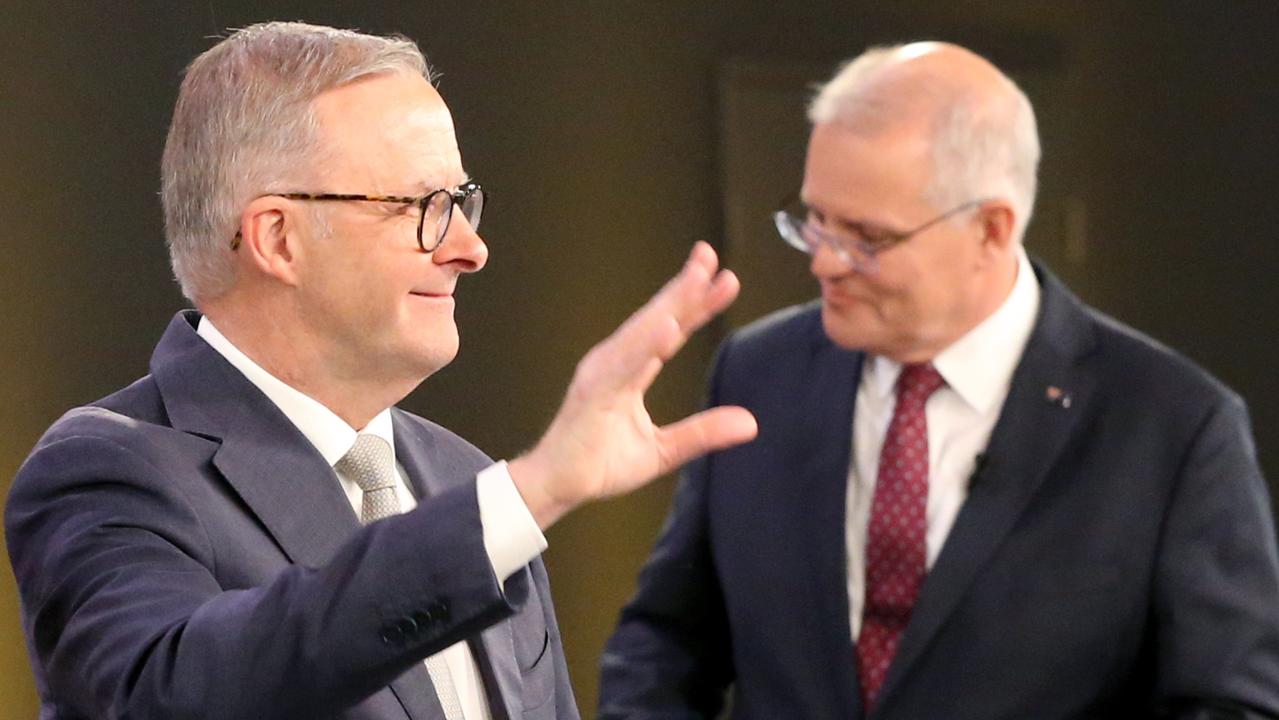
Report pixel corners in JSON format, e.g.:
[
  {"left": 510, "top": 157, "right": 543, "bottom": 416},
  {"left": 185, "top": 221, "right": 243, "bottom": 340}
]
[
  {"left": 392, "top": 321, "right": 460, "bottom": 378},
  {"left": 416, "top": 339, "right": 460, "bottom": 376},
  {"left": 821, "top": 302, "right": 880, "bottom": 352}
]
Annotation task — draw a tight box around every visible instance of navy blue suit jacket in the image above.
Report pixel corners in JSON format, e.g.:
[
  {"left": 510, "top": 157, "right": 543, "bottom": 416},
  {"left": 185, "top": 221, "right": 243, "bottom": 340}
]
[
  {"left": 6, "top": 312, "right": 578, "bottom": 719},
  {"left": 600, "top": 264, "right": 1279, "bottom": 719}
]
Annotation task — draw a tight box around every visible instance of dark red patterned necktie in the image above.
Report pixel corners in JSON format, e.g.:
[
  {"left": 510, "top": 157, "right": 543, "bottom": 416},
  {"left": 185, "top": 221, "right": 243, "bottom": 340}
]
[{"left": 857, "top": 362, "right": 945, "bottom": 710}]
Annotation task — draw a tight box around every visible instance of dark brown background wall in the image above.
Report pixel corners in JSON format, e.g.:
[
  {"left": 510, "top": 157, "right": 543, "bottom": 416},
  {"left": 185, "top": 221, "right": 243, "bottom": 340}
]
[{"left": 2, "top": 2, "right": 1276, "bottom": 716}]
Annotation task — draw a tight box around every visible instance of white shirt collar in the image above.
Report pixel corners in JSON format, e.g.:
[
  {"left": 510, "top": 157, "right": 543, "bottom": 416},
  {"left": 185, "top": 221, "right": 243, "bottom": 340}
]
[
  {"left": 195, "top": 317, "right": 396, "bottom": 467},
  {"left": 864, "top": 247, "right": 1041, "bottom": 413}
]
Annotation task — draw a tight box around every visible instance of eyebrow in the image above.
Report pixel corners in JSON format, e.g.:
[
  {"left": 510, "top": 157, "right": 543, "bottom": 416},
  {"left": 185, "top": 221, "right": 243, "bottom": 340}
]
[{"left": 804, "top": 200, "right": 897, "bottom": 235}]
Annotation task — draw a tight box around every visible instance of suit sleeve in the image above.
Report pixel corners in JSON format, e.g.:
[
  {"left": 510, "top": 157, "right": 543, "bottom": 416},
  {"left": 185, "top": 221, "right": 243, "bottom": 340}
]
[
  {"left": 597, "top": 341, "right": 737, "bottom": 719},
  {"left": 5, "top": 426, "right": 525, "bottom": 719},
  {"left": 1151, "top": 392, "right": 1279, "bottom": 719}
]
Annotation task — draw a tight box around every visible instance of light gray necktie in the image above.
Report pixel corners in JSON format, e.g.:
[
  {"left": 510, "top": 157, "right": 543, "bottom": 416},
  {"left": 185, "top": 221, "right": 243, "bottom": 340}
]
[{"left": 337, "top": 433, "right": 466, "bottom": 720}]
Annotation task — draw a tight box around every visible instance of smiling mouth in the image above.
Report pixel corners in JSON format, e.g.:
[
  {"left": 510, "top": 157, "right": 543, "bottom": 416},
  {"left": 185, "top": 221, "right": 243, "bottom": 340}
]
[
  {"left": 823, "top": 284, "right": 880, "bottom": 311},
  {"left": 409, "top": 291, "right": 454, "bottom": 302},
  {"left": 821, "top": 285, "right": 855, "bottom": 303}
]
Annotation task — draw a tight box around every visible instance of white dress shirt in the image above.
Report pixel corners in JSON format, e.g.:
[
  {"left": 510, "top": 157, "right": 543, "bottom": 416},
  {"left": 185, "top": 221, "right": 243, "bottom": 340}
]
[
  {"left": 846, "top": 248, "right": 1040, "bottom": 640},
  {"left": 197, "top": 318, "right": 547, "bottom": 719}
]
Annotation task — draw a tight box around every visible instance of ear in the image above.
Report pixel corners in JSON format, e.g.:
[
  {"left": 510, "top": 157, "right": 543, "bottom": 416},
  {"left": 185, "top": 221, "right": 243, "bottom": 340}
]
[
  {"left": 235, "top": 196, "right": 304, "bottom": 287},
  {"left": 976, "top": 200, "right": 1016, "bottom": 257}
]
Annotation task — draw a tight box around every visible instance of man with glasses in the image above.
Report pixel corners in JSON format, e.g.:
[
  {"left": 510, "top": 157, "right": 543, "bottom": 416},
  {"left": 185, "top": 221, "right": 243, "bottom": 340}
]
[
  {"left": 601, "top": 42, "right": 1279, "bottom": 719},
  {"left": 5, "top": 22, "right": 757, "bottom": 719}
]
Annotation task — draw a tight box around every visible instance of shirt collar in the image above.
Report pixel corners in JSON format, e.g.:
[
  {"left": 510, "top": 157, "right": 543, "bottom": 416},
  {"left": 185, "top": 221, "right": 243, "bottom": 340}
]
[
  {"left": 864, "top": 247, "right": 1040, "bottom": 414},
  {"left": 196, "top": 317, "right": 396, "bottom": 467}
]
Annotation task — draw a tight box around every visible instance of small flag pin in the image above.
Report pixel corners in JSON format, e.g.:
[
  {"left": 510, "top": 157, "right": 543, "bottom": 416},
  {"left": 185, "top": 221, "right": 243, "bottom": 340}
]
[{"left": 1045, "top": 386, "right": 1072, "bottom": 408}]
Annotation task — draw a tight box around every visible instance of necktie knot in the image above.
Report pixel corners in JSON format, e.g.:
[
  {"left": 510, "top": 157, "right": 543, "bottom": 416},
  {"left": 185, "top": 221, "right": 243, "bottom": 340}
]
[
  {"left": 896, "top": 362, "right": 944, "bottom": 403},
  {"left": 336, "top": 434, "right": 397, "bottom": 494},
  {"left": 337, "top": 435, "right": 401, "bottom": 525}
]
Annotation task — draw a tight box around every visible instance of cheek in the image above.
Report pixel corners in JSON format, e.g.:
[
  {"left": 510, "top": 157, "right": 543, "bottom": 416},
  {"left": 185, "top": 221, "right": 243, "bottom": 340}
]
[
  {"left": 909, "top": 261, "right": 975, "bottom": 333},
  {"left": 299, "top": 260, "right": 351, "bottom": 316},
  {"left": 863, "top": 263, "right": 916, "bottom": 318},
  {"left": 307, "top": 258, "right": 403, "bottom": 332},
  {"left": 892, "top": 242, "right": 965, "bottom": 308}
]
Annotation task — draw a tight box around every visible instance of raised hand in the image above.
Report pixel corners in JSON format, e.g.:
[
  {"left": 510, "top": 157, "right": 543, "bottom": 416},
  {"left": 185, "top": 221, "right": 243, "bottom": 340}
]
[{"left": 509, "top": 242, "right": 758, "bottom": 529}]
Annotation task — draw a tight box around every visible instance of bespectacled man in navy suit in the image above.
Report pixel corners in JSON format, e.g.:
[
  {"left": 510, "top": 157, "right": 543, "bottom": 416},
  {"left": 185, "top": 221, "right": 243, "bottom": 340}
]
[
  {"left": 5, "top": 22, "right": 757, "bottom": 719},
  {"left": 601, "top": 42, "right": 1279, "bottom": 719}
]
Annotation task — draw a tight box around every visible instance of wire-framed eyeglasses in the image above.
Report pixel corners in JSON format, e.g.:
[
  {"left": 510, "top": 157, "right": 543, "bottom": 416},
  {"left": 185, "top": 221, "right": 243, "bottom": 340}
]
[
  {"left": 773, "top": 197, "right": 987, "bottom": 274},
  {"left": 231, "top": 181, "right": 485, "bottom": 253}
]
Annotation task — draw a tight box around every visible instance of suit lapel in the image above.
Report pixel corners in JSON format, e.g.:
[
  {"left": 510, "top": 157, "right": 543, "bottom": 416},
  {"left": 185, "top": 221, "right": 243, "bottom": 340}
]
[
  {"left": 152, "top": 312, "right": 361, "bottom": 569},
  {"left": 386, "top": 667, "right": 447, "bottom": 720},
  {"left": 210, "top": 435, "right": 360, "bottom": 569},
  {"left": 873, "top": 265, "right": 1100, "bottom": 714},
  {"left": 392, "top": 410, "right": 444, "bottom": 500},
  {"left": 793, "top": 321, "right": 866, "bottom": 718}
]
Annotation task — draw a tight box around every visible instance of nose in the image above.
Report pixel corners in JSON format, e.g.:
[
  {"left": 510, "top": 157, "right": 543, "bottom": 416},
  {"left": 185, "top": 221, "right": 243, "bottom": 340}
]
[
  {"left": 809, "top": 240, "right": 849, "bottom": 279},
  {"left": 432, "top": 214, "right": 488, "bottom": 273}
]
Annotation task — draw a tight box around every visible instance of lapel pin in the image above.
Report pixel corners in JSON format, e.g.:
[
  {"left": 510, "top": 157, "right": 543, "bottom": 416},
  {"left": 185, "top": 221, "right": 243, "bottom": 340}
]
[{"left": 1045, "top": 385, "right": 1072, "bottom": 409}]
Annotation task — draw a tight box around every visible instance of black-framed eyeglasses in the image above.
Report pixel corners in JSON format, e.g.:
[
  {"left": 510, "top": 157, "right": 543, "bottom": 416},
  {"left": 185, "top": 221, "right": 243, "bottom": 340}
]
[
  {"left": 773, "top": 197, "right": 988, "bottom": 274},
  {"left": 230, "top": 181, "right": 485, "bottom": 253}
]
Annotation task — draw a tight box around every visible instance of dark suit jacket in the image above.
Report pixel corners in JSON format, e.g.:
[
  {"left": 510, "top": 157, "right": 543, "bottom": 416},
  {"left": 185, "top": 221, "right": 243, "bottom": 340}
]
[
  {"left": 6, "top": 311, "right": 579, "bottom": 720},
  {"left": 599, "top": 264, "right": 1279, "bottom": 719}
]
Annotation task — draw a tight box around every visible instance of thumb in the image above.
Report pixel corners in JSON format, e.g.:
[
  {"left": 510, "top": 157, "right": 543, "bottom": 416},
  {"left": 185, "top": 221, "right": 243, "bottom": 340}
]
[{"left": 655, "top": 406, "right": 758, "bottom": 475}]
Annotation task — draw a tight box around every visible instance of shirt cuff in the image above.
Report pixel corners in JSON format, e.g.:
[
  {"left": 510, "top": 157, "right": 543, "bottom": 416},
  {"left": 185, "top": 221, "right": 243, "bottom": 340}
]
[{"left": 476, "top": 460, "right": 548, "bottom": 582}]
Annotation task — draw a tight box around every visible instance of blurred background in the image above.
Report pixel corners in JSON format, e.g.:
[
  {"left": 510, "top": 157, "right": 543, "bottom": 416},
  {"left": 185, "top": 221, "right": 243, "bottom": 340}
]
[{"left": 2, "top": 1, "right": 1277, "bottom": 716}]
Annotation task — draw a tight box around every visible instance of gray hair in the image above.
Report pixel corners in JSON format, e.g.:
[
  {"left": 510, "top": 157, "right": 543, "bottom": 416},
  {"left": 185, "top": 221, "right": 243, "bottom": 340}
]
[
  {"left": 808, "top": 44, "right": 1040, "bottom": 243},
  {"left": 161, "top": 22, "right": 433, "bottom": 303}
]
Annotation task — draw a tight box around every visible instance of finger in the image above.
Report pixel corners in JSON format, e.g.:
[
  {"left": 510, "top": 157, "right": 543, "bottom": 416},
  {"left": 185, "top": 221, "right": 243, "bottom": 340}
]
[
  {"left": 641, "top": 241, "right": 718, "bottom": 328},
  {"left": 626, "top": 243, "right": 737, "bottom": 356},
  {"left": 580, "top": 309, "right": 681, "bottom": 397},
  {"left": 685, "top": 239, "right": 719, "bottom": 273},
  {"left": 631, "top": 353, "right": 666, "bottom": 395},
  {"left": 585, "top": 245, "right": 720, "bottom": 388},
  {"left": 675, "top": 267, "right": 740, "bottom": 337},
  {"left": 654, "top": 405, "right": 758, "bottom": 475},
  {"left": 664, "top": 242, "right": 724, "bottom": 332}
]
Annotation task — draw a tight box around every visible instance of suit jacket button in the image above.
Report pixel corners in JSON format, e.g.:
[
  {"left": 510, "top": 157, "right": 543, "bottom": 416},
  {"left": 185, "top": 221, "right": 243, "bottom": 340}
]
[
  {"left": 397, "top": 617, "right": 419, "bottom": 639},
  {"left": 412, "top": 609, "right": 435, "bottom": 628},
  {"left": 380, "top": 624, "right": 406, "bottom": 646},
  {"left": 380, "top": 617, "right": 418, "bottom": 646},
  {"left": 429, "top": 601, "right": 451, "bottom": 623}
]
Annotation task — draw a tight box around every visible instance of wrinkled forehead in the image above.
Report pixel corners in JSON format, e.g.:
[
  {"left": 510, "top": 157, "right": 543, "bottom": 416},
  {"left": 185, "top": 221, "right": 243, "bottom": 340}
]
[{"left": 311, "top": 71, "right": 466, "bottom": 191}]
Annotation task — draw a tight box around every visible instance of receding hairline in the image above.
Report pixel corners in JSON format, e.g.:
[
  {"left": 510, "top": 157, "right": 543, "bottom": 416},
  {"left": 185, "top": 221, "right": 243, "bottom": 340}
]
[
  {"left": 805, "top": 41, "right": 1042, "bottom": 242},
  {"left": 810, "top": 43, "right": 1018, "bottom": 134}
]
